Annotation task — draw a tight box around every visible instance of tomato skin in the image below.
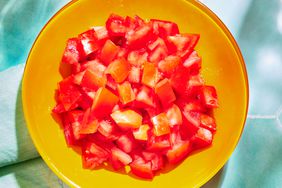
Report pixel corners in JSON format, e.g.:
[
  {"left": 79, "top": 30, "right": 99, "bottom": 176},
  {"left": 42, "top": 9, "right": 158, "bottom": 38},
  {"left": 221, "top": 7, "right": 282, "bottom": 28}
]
[
  {"left": 151, "top": 19, "right": 179, "bottom": 37},
  {"left": 91, "top": 87, "right": 119, "bottom": 118},
  {"left": 170, "top": 65, "right": 190, "bottom": 95},
  {"left": 155, "top": 78, "right": 176, "bottom": 108},
  {"left": 111, "top": 109, "right": 143, "bottom": 129},
  {"left": 62, "top": 38, "right": 85, "bottom": 65},
  {"left": 106, "top": 58, "right": 131, "bottom": 83}
]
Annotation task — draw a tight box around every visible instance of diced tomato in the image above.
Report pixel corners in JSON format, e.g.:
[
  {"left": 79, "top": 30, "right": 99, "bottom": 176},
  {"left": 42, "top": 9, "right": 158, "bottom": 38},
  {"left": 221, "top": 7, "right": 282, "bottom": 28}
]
[
  {"left": 148, "top": 37, "right": 166, "bottom": 51},
  {"left": 135, "top": 86, "right": 156, "bottom": 108},
  {"left": 128, "top": 66, "right": 141, "bottom": 83},
  {"left": 170, "top": 66, "right": 190, "bottom": 94},
  {"left": 191, "top": 127, "right": 213, "bottom": 149},
  {"left": 79, "top": 29, "right": 99, "bottom": 57},
  {"left": 147, "top": 134, "right": 171, "bottom": 151},
  {"left": 111, "top": 147, "right": 132, "bottom": 165},
  {"left": 200, "top": 86, "right": 219, "bottom": 108},
  {"left": 80, "top": 69, "right": 107, "bottom": 91},
  {"left": 158, "top": 55, "right": 181, "bottom": 76},
  {"left": 62, "top": 115, "right": 76, "bottom": 146},
  {"left": 130, "top": 156, "right": 154, "bottom": 179},
  {"left": 165, "top": 104, "right": 183, "bottom": 126},
  {"left": 91, "top": 87, "right": 119, "bottom": 118},
  {"left": 100, "top": 39, "right": 119, "bottom": 65},
  {"left": 62, "top": 38, "right": 85, "bottom": 65},
  {"left": 148, "top": 44, "right": 168, "bottom": 63},
  {"left": 155, "top": 78, "right": 176, "bottom": 108},
  {"left": 58, "top": 77, "right": 82, "bottom": 111},
  {"left": 82, "top": 142, "right": 109, "bottom": 169},
  {"left": 181, "top": 100, "right": 207, "bottom": 113},
  {"left": 151, "top": 19, "right": 179, "bottom": 37},
  {"left": 142, "top": 151, "right": 164, "bottom": 171},
  {"left": 106, "top": 75, "right": 118, "bottom": 92},
  {"left": 93, "top": 26, "right": 109, "bottom": 45},
  {"left": 133, "top": 124, "right": 150, "bottom": 141},
  {"left": 117, "top": 81, "right": 135, "bottom": 105},
  {"left": 180, "top": 111, "right": 200, "bottom": 139},
  {"left": 183, "top": 51, "right": 201, "bottom": 74},
  {"left": 67, "top": 110, "right": 86, "bottom": 140},
  {"left": 166, "top": 141, "right": 191, "bottom": 164},
  {"left": 80, "top": 59, "right": 106, "bottom": 74},
  {"left": 126, "top": 24, "right": 156, "bottom": 49},
  {"left": 77, "top": 90, "right": 94, "bottom": 110},
  {"left": 116, "top": 133, "right": 135, "bottom": 153},
  {"left": 200, "top": 114, "right": 216, "bottom": 132},
  {"left": 151, "top": 113, "right": 171, "bottom": 136},
  {"left": 127, "top": 50, "right": 148, "bottom": 67},
  {"left": 98, "top": 119, "right": 120, "bottom": 140},
  {"left": 106, "top": 14, "right": 127, "bottom": 37},
  {"left": 141, "top": 62, "right": 161, "bottom": 88},
  {"left": 111, "top": 109, "right": 142, "bottom": 129},
  {"left": 106, "top": 58, "right": 131, "bottom": 83}
]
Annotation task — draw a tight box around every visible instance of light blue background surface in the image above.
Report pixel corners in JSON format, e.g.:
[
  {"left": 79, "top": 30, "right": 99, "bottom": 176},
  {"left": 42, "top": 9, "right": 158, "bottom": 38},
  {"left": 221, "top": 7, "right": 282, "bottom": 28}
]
[{"left": 1, "top": 0, "right": 282, "bottom": 187}]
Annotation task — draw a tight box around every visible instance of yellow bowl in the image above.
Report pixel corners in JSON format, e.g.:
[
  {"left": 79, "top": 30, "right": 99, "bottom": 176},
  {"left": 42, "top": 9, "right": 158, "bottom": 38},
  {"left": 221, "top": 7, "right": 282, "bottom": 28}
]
[{"left": 22, "top": 0, "right": 249, "bottom": 187}]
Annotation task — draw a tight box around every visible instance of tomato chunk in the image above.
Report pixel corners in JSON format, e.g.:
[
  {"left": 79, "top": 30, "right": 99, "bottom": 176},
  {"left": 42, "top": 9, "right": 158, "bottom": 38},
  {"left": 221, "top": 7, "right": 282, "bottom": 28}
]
[
  {"left": 111, "top": 109, "right": 142, "bottom": 129},
  {"left": 62, "top": 38, "right": 85, "bottom": 65},
  {"left": 106, "top": 58, "right": 131, "bottom": 83},
  {"left": 155, "top": 78, "right": 176, "bottom": 108},
  {"left": 133, "top": 124, "right": 150, "bottom": 141},
  {"left": 141, "top": 62, "right": 161, "bottom": 88},
  {"left": 200, "top": 86, "right": 219, "bottom": 108},
  {"left": 166, "top": 104, "right": 183, "bottom": 126},
  {"left": 106, "top": 14, "right": 127, "bottom": 37},
  {"left": 128, "top": 66, "right": 141, "bottom": 83},
  {"left": 80, "top": 69, "right": 107, "bottom": 91},
  {"left": 151, "top": 19, "right": 179, "bottom": 37},
  {"left": 158, "top": 55, "right": 181, "bottom": 76},
  {"left": 100, "top": 39, "right": 119, "bottom": 65},
  {"left": 191, "top": 127, "right": 213, "bottom": 149},
  {"left": 166, "top": 141, "right": 191, "bottom": 164},
  {"left": 151, "top": 113, "right": 171, "bottom": 136},
  {"left": 130, "top": 156, "right": 154, "bottom": 179},
  {"left": 91, "top": 87, "right": 119, "bottom": 118},
  {"left": 117, "top": 81, "right": 135, "bottom": 105},
  {"left": 116, "top": 133, "right": 135, "bottom": 153},
  {"left": 79, "top": 29, "right": 99, "bottom": 57}
]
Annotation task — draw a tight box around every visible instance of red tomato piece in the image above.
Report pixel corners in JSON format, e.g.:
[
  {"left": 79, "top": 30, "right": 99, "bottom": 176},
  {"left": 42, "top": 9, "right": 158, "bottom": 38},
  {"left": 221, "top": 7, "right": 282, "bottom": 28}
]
[
  {"left": 67, "top": 110, "right": 86, "bottom": 140},
  {"left": 158, "top": 55, "right": 181, "bottom": 76},
  {"left": 62, "top": 115, "right": 76, "bottom": 146},
  {"left": 111, "top": 147, "right": 132, "bottom": 165},
  {"left": 151, "top": 113, "right": 171, "bottom": 136},
  {"left": 148, "top": 44, "right": 168, "bottom": 63},
  {"left": 77, "top": 90, "right": 94, "bottom": 110},
  {"left": 147, "top": 134, "right": 171, "bottom": 151},
  {"left": 100, "top": 39, "right": 119, "bottom": 65},
  {"left": 166, "top": 141, "right": 191, "bottom": 164},
  {"left": 130, "top": 156, "right": 154, "bottom": 179},
  {"left": 191, "top": 127, "right": 213, "bottom": 149},
  {"left": 135, "top": 86, "right": 156, "bottom": 108},
  {"left": 151, "top": 19, "right": 179, "bottom": 37},
  {"left": 82, "top": 142, "right": 109, "bottom": 169},
  {"left": 200, "top": 114, "right": 216, "bottom": 132},
  {"left": 91, "top": 87, "right": 119, "bottom": 118},
  {"left": 127, "top": 50, "right": 148, "bottom": 67},
  {"left": 79, "top": 29, "right": 99, "bottom": 57},
  {"left": 148, "top": 37, "right": 166, "bottom": 51},
  {"left": 62, "top": 38, "right": 85, "bottom": 65},
  {"left": 106, "top": 58, "right": 131, "bottom": 83},
  {"left": 180, "top": 111, "right": 200, "bottom": 139},
  {"left": 116, "top": 133, "right": 135, "bottom": 153},
  {"left": 128, "top": 66, "right": 141, "bottom": 83},
  {"left": 200, "top": 86, "right": 219, "bottom": 108},
  {"left": 165, "top": 104, "right": 183, "bottom": 126},
  {"left": 132, "top": 124, "right": 150, "bottom": 141},
  {"left": 106, "top": 14, "right": 127, "bottom": 37},
  {"left": 98, "top": 119, "right": 120, "bottom": 140},
  {"left": 183, "top": 51, "right": 201, "bottom": 74},
  {"left": 117, "top": 81, "right": 135, "bottom": 105},
  {"left": 126, "top": 24, "right": 156, "bottom": 49},
  {"left": 93, "top": 26, "right": 109, "bottom": 45},
  {"left": 111, "top": 109, "right": 142, "bottom": 129},
  {"left": 181, "top": 100, "right": 207, "bottom": 113},
  {"left": 142, "top": 151, "right": 164, "bottom": 171},
  {"left": 155, "top": 78, "right": 176, "bottom": 108},
  {"left": 80, "top": 69, "right": 107, "bottom": 91},
  {"left": 58, "top": 77, "right": 82, "bottom": 111},
  {"left": 170, "top": 66, "right": 190, "bottom": 95},
  {"left": 141, "top": 62, "right": 161, "bottom": 88}
]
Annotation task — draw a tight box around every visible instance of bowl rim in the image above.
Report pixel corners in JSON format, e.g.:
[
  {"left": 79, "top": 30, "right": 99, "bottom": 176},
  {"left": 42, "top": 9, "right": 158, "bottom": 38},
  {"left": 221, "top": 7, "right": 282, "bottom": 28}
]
[{"left": 22, "top": 0, "right": 249, "bottom": 187}]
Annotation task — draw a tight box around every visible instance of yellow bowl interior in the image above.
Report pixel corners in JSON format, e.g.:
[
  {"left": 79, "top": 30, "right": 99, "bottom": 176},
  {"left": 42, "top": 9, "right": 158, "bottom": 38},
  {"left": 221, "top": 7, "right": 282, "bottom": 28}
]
[{"left": 22, "top": 0, "right": 248, "bottom": 187}]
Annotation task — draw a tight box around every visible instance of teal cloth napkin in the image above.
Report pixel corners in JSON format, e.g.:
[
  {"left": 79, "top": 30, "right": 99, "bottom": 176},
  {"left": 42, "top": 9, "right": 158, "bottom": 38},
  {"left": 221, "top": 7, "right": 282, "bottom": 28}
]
[{"left": 1, "top": 0, "right": 282, "bottom": 187}]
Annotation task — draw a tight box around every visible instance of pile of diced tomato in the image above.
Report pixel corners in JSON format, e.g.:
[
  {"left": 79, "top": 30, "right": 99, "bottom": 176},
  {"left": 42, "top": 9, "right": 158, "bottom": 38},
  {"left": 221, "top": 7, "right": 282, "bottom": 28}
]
[{"left": 53, "top": 14, "right": 218, "bottom": 179}]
